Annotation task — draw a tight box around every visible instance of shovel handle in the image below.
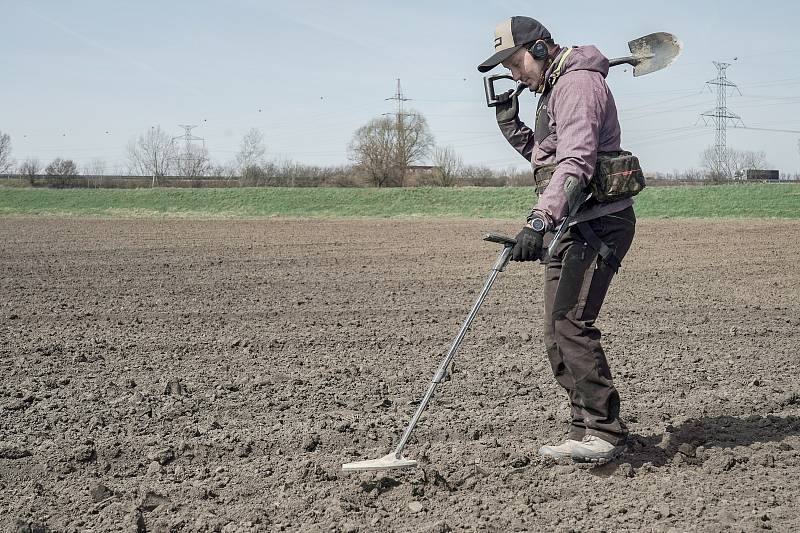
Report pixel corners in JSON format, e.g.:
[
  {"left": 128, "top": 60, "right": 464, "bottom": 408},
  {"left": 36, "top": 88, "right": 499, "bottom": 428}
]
[
  {"left": 609, "top": 56, "right": 637, "bottom": 67},
  {"left": 609, "top": 54, "right": 654, "bottom": 68}
]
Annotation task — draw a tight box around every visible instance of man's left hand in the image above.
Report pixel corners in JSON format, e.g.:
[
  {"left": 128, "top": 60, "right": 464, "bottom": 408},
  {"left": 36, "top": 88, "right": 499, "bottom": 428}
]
[
  {"left": 495, "top": 89, "right": 520, "bottom": 124},
  {"left": 511, "top": 226, "right": 543, "bottom": 262}
]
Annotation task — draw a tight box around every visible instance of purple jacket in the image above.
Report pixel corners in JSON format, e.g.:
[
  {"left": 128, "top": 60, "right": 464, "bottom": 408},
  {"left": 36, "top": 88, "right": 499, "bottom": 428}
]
[{"left": 499, "top": 45, "right": 632, "bottom": 228}]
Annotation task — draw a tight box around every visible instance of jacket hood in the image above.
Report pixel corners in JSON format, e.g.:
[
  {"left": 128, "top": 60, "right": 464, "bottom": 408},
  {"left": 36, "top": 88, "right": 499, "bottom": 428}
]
[{"left": 548, "top": 45, "right": 610, "bottom": 80}]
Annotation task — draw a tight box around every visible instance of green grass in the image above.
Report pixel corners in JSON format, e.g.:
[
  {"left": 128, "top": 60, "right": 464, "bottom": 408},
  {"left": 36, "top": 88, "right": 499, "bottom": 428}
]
[{"left": 0, "top": 183, "right": 798, "bottom": 219}]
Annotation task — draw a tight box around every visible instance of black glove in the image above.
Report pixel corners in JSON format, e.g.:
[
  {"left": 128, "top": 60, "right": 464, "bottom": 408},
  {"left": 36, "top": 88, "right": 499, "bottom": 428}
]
[
  {"left": 495, "top": 89, "right": 519, "bottom": 124},
  {"left": 511, "top": 226, "right": 543, "bottom": 262}
]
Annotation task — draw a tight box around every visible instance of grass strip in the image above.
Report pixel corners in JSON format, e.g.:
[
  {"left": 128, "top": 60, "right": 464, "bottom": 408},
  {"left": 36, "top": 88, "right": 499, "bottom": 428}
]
[{"left": 1, "top": 184, "right": 798, "bottom": 219}]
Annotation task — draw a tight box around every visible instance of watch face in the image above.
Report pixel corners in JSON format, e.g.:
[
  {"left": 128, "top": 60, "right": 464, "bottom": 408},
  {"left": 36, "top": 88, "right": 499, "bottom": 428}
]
[{"left": 531, "top": 218, "right": 545, "bottom": 232}]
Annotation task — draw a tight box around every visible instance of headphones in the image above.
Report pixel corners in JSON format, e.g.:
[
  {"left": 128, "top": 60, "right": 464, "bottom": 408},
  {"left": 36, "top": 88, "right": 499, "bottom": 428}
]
[{"left": 527, "top": 39, "right": 548, "bottom": 60}]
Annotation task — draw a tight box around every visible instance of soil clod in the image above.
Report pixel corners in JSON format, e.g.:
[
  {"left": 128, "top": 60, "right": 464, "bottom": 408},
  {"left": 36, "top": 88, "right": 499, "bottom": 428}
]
[
  {"left": 0, "top": 442, "right": 32, "bottom": 459},
  {"left": 163, "top": 378, "right": 187, "bottom": 396},
  {"left": 302, "top": 433, "right": 321, "bottom": 452},
  {"left": 89, "top": 483, "right": 114, "bottom": 503},
  {"left": 408, "top": 501, "right": 424, "bottom": 513}
]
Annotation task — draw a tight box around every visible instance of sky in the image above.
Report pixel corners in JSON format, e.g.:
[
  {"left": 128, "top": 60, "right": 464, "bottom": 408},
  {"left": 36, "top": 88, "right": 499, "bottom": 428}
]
[{"left": 2, "top": 0, "right": 800, "bottom": 175}]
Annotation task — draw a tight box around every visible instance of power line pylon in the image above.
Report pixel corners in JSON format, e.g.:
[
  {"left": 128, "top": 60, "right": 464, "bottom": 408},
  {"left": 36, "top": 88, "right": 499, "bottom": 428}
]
[
  {"left": 384, "top": 79, "right": 413, "bottom": 185},
  {"left": 172, "top": 124, "right": 205, "bottom": 176},
  {"left": 700, "top": 62, "right": 744, "bottom": 178},
  {"left": 173, "top": 124, "right": 205, "bottom": 152}
]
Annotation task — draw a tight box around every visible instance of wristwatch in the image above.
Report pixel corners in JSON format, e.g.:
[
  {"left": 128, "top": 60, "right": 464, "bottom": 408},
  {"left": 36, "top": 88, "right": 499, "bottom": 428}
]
[{"left": 527, "top": 216, "right": 546, "bottom": 233}]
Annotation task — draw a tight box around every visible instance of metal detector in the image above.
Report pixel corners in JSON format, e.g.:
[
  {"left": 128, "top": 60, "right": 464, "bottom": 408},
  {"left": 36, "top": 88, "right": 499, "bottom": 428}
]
[
  {"left": 341, "top": 234, "right": 516, "bottom": 473},
  {"left": 484, "top": 31, "right": 683, "bottom": 107}
]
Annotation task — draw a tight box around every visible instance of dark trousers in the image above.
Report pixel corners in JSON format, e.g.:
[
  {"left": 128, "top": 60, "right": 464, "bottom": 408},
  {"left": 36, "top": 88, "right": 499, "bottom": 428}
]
[{"left": 543, "top": 206, "right": 636, "bottom": 446}]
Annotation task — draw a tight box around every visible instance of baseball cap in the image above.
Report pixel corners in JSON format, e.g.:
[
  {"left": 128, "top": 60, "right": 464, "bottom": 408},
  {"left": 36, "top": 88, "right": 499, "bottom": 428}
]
[{"left": 477, "top": 16, "right": 552, "bottom": 73}]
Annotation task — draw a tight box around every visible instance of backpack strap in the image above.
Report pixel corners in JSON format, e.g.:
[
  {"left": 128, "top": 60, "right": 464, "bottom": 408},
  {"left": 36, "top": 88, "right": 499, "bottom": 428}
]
[
  {"left": 534, "top": 47, "right": 574, "bottom": 144},
  {"left": 548, "top": 47, "right": 573, "bottom": 87},
  {"left": 575, "top": 221, "right": 622, "bottom": 273}
]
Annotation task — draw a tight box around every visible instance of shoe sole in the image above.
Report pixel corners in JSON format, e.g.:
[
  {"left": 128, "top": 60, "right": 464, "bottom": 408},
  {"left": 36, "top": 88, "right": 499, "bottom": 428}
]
[
  {"left": 540, "top": 452, "right": 572, "bottom": 461},
  {"left": 571, "top": 455, "right": 620, "bottom": 465},
  {"left": 571, "top": 447, "right": 626, "bottom": 465}
]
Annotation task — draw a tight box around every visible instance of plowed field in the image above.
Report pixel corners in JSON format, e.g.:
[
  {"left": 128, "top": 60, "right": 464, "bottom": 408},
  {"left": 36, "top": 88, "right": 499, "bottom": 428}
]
[{"left": 2, "top": 217, "right": 799, "bottom": 532}]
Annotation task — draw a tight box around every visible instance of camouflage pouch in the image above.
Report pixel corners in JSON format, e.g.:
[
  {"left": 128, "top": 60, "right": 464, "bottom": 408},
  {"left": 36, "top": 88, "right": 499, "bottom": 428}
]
[
  {"left": 533, "top": 163, "right": 557, "bottom": 196},
  {"left": 590, "top": 151, "right": 646, "bottom": 203},
  {"left": 534, "top": 151, "right": 645, "bottom": 202}
]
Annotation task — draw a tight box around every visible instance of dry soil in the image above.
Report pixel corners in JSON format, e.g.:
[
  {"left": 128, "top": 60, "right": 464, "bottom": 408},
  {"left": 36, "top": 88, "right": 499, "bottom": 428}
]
[{"left": 1, "top": 217, "right": 799, "bottom": 532}]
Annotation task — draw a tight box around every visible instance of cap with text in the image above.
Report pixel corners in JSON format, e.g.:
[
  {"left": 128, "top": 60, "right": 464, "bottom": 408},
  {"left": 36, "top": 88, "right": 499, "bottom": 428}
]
[{"left": 477, "top": 16, "right": 551, "bottom": 73}]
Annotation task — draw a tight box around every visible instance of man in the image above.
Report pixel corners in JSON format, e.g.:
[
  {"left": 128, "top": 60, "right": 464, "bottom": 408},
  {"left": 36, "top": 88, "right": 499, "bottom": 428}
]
[{"left": 478, "top": 16, "right": 637, "bottom": 463}]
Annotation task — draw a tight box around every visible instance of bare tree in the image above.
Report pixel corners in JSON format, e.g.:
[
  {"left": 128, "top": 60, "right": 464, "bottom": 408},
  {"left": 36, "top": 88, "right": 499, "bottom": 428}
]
[
  {"left": 349, "top": 112, "right": 434, "bottom": 187},
  {"left": 0, "top": 131, "right": 12, "bottom": 173},
  {"left": 461, "top": 164, "right": 507, "bottom": 186},
  {"left": 45, "top": 158, "right": 78, "bottom": 188},
  {"left": 127, "top": 126, "right": 176, "bottom": 180},
  {"left": 431, "top": 146, "right": 462, "bottom": 187},
  {"left": 236, "top": 128, "right": 267, "bottom": 172},
  {"left": 174, "top": 143, "right": 211, "bottom": 179},
  {"left": 504, "top": 166, "right": 536, "bottom": 187},
  {"left": 397, "top": 113, "right": 435, "bottom": 184},
  {"left": 82, "top": 158, "right": 106, "bottom": 175},
  {"left": 239, "top": 165, "right": 267, "bottom": 186},
  {"left": 81, "top": 158, "right": 107, "bottom": 187},
  {"left": 208, "top": 162, "right": 238, "bottom": 182},
  {"left": 349, "top": 117, "right": 397, "bottom": 187},
  {"left": 735, "top": 150, "right": 769, "bottom": 177},
  {"left": 19, "top": 158, "right": 40, "bottom": 185},
  {"left": 701, "top": 146, "right": 769, "bottom": 180}
]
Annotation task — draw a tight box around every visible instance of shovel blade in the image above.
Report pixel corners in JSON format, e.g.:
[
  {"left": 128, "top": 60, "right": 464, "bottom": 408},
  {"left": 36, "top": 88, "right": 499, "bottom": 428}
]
[
  {"left": 629, "top": 32, "right": 682, "bottom": 76},
  {"left": 342, "top": 452, "right": 418, "bottom": 473}
]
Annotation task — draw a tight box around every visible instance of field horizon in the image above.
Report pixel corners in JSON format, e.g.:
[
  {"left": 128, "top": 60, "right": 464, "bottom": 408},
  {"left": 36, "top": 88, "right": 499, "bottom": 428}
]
[{"left": 1, "top": 183, "right": 799, "bottom": 219}]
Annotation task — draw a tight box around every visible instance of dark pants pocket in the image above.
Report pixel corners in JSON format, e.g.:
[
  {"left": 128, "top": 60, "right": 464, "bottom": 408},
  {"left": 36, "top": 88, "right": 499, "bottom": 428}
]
[
  {"left": 551, "top": 242, "right": 595, "bottom": 321},
  {"left": 575, "top": 261, "right": 616, "bottom": 323}
]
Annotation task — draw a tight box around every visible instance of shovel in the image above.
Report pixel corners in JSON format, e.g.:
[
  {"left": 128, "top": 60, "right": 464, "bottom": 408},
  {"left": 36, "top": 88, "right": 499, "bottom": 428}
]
[{"left": 484, "top": 31, "right": 682, "bottom": 106}]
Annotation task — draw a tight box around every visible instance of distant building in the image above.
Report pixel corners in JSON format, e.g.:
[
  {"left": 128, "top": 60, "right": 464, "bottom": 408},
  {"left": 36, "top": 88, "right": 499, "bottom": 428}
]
[
  {"left": 406, "top": 165, "right": 437, "bottom": 176},
  {"left": 405, "top": 165, "right": 440, "bottom": 186},
  {"left": 746, "top": 169, "right": 779, "bottom": 180}
]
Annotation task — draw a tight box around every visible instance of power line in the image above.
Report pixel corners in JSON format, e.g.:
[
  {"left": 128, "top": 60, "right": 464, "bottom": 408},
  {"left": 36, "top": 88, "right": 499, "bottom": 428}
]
[
  {"left": 734, "top": 126, "right": 800, "bottom": 134},
  {"left": 618, "top": 91, "right": 705, "bottom": 114},
  {"left": 629, "top": 130, "right": 712, "bottom": 149}
]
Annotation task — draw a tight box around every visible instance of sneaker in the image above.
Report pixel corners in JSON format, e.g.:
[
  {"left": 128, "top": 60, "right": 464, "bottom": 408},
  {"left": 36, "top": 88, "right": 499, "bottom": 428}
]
[
  {"left": 570, "top": 435, "right": 626, "bottom": 463},
  {"left": 539, "top": 439, "right": 583, "bottom": 460}
]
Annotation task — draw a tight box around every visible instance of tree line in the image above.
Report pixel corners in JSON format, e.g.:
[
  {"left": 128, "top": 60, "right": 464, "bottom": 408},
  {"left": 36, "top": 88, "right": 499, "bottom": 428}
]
[
  {"left": 0, "top": 114, "right": 796, "bottom": 188},
  {"left": 0, "top": 118, "right": 535, "bottom": 187}
]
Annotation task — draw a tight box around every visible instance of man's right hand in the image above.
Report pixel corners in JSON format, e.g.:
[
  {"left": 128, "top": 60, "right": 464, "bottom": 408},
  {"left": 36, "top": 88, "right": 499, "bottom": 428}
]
[
  {"left": 495, "top": 89, "right": 519, "bottom": 124},
  {"left": 511, "top": 226, "right": 543, "bottom": 262}
]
